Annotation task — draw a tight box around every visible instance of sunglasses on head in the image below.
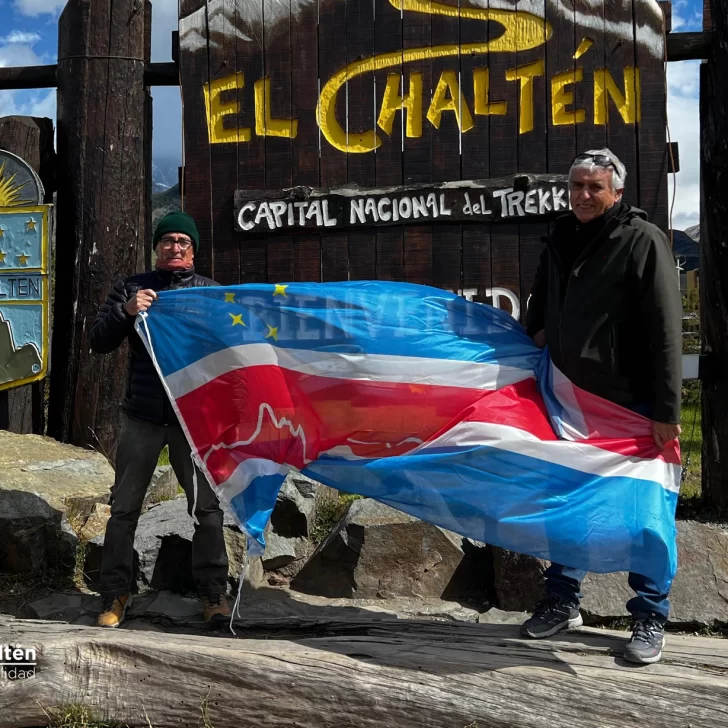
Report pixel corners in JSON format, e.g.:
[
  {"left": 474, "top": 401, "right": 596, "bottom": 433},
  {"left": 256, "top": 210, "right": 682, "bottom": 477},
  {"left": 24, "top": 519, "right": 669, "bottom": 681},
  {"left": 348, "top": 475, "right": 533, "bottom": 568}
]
[{"left": 572, "top": 153, "right": 617, "bottom": 172}]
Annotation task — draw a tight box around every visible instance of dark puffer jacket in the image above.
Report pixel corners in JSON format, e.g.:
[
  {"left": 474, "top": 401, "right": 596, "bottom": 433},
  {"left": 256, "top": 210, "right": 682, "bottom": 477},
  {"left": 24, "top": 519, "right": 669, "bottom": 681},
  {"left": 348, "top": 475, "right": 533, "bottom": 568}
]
[{"left": 89, "top": 267, "right": 217, "bottom": 425}]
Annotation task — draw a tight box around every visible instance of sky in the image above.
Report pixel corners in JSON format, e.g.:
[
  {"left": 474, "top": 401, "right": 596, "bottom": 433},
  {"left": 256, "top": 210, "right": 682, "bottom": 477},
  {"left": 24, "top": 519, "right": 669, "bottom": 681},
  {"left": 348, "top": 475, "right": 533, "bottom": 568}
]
[{"left": 0, "top": 0, "right": 705, "bottom": 230}]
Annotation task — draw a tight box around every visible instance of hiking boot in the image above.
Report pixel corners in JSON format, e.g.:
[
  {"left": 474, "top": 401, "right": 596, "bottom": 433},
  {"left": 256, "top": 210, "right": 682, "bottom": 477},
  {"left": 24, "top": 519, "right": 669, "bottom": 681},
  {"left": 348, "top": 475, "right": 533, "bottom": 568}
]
[
  {"left": 521, "top": 597, "right": 583, "bottom": 639},
  {"left": 202, "top": 593, "right": 232, "bottom": 623},
  {"left": 623, "top": 618, "right": 665, "bottom": 664},
  {"left": 97, "top": 594, "right": 132, "bottom": 628}
]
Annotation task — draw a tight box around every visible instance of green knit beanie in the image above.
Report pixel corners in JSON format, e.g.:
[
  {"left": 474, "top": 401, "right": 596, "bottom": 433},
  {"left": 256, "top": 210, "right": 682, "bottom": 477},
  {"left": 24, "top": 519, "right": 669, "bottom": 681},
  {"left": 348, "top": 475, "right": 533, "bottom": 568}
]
[{"left": 153, "top": 212, "right": 200, "bottom": 252}]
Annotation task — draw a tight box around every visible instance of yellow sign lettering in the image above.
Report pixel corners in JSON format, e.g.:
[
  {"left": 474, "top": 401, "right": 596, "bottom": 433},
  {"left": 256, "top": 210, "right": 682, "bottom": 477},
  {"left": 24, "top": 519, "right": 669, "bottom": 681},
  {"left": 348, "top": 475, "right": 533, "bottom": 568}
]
[
  {"left": 254, "top": 78, "right": 299, "bottom": 138},
  {"left": 551, "top": 68, "right": 586, "bottom": 126},
  {"left": 203, "top": 73, "right": 251, "bottom": 145},
  {"left": 473, "top": 68, "right": 507, "bottom": 116},
  {"left": 427, "top": 70, "right": 474, "bottom": 132},
  {"left": 505, "top": 59, "right": 545, "bottom": 134},
  {"left": 377, "top": 72, "right": 423, "bottom": 138},
  {"left": 594, "top": 67, "right": 642, "bottom": 125}
]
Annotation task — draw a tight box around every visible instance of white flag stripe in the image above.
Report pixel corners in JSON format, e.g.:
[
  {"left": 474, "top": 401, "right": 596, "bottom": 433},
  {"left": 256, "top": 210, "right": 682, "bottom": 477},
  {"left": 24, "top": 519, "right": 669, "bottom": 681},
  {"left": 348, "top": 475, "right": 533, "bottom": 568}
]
[{"left": 165, "top": 342, "right": 534, "bottom": 399}]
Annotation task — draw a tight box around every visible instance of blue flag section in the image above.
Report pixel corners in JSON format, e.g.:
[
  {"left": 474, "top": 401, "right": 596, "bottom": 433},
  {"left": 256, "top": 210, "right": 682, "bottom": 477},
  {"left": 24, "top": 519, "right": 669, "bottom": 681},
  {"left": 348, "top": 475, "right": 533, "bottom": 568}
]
[{"left": 136, "top": 281, "right": 681, "bottom": 592}]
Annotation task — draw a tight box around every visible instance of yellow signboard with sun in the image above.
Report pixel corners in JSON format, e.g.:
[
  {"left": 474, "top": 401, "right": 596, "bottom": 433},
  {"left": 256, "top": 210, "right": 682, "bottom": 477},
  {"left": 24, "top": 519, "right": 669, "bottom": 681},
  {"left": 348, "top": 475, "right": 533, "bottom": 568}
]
[{"left": 0, "top": 150, "right": 52, "bottom": 391}]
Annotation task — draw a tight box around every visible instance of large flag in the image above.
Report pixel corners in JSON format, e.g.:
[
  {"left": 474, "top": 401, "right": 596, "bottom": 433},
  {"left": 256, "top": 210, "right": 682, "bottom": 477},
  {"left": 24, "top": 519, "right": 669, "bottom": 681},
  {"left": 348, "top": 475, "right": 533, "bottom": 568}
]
[{"left": 136, "top": 281, "right": 680, "bottom": 592}]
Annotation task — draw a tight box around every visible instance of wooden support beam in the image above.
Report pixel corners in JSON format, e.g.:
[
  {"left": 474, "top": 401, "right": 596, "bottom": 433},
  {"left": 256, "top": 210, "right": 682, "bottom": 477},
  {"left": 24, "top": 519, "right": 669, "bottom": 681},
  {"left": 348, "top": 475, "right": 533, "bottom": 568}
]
[
  {"left": 0, "top": 62, "right": 178, "bottom": 90},
  {"left": 1, "top": 616, "right": 728, "bottom": 728},
  {"left": 666, "top": 31, "right": 713, "bottom": 61},
  {"left": 47, "top": 0, "right": 151, "bottom": 457},
  {"left": 699, "top": 0, "right": 728, "bottom": 507}
]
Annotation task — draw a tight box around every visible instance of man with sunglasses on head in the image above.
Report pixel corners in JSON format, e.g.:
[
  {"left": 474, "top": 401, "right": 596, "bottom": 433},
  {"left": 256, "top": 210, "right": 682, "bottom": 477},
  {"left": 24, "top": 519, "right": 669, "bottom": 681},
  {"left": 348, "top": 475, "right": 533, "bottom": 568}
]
[
  {"left": 89, "top": 212, "right": 231, "bottom": 628},
  {"left": 522, "top": 149, "right": 683, "bottom": 664}
]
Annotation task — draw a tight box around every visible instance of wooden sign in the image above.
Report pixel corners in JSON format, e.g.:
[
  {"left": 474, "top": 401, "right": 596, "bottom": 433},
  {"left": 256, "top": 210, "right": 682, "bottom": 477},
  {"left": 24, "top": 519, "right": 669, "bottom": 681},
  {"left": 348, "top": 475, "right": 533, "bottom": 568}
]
[
  {"left": 178, "top": 0, "right": 668, "bottom": 321},
  {"left": 0, "top": 205, "right": 51, "bottom": 391},
  {"left": 234, "top": 175, "right": 569, "bottom": 234}
]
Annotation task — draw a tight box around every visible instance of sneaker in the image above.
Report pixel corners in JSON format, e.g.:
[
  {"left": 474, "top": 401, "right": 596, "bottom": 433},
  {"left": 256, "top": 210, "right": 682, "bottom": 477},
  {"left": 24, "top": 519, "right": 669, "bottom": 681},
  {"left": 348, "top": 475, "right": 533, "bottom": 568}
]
[
  {"left": 521, "top": 597, "right": 583, "bottom": 639},
  {"left": 202, "top": 593, "right": 232, "bottom": 623},
  {"left": 97, "top": 594, "right": 132, "bottom": 628},
  {"left": 623, "top": 618, "right": 665, "bottom": 664}
]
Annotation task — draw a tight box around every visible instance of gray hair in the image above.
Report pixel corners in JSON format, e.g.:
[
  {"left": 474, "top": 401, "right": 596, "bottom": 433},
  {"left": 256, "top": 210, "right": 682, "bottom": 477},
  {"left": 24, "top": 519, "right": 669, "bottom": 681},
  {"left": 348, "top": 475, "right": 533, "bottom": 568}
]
[{"left": 569, "top": 148, "right": 627, "bottom": 191}]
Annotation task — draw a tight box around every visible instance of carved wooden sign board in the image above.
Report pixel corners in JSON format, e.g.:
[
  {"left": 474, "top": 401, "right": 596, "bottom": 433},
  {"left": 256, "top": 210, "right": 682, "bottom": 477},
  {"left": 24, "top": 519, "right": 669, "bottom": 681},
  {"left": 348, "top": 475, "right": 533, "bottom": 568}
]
[{"left": 179, "top": 0, "right": 668, "bottom": 320}]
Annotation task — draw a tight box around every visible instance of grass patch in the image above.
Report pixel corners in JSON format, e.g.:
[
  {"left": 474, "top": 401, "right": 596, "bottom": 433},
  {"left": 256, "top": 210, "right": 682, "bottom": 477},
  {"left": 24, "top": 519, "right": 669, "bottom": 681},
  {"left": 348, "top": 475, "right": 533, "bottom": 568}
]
[
  {"left": 311, "top": 492, "right": 362, "bottom": 544},
  {"left": 40, "top": 704, "right": 127, "bottom": 728},
  {"left": 680, "top": 383, "right": 702, "bottom": 500},
  {"left": 158, "top": 446, "right": 170, "bottom": 466}
]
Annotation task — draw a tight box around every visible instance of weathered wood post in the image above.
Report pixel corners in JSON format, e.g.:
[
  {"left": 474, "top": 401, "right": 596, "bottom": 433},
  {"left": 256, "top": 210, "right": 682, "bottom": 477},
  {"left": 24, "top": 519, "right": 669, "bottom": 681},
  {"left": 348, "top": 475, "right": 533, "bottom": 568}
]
[
  {"left": 48, "top": 0, "right": 152, "bottom": 457},
  {"left": 0, "top": 115, "right": 55, "bottom": 435},
  {"left": 700, "top": 0, "right": 728, "bottom": 506}
]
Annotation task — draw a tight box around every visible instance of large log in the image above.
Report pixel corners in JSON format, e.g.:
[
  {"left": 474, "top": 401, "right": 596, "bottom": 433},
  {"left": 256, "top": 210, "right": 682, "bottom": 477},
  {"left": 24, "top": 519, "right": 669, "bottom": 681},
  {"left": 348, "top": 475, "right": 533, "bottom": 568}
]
[
  {"left": 47, "top": 0, "right": 152, "bottom": 457},
  {"left": 700, "top": 1, "right": 728, "bottom": 507},
  {"left": 0, "top": 115, "right": 55, "bottom": 436},
  {"left": 1, "top": 615, "right": 727, "bottom": 727}
]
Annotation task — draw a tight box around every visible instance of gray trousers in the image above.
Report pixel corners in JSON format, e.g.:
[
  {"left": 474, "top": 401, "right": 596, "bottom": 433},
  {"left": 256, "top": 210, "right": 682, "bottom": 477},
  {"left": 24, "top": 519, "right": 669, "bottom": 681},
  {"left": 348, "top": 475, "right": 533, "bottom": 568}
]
[{"left": 99, "top": 412, "right": 229, "bottom": 597}]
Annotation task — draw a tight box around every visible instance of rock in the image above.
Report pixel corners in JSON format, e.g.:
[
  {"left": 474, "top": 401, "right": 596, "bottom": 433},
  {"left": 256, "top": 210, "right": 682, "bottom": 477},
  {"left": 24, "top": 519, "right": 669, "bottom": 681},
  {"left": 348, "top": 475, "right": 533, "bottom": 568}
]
[
  {"left": 0, "top": 490, "right": 78, "bottom": 573},
  {"left": 262, "top": 532, "right": 308, "bottom": 570},
  {"left": 291, "top": 498, "right": 490, "bottom": 600},
  {"left": 270, "top": 475, "right": 316, "bottom": 538},
  {"left": 0, "top": 431, "right": 113, "bottom": 516},
  {"left": 28, "top": 593, "right": 83, "bottom": 620},
  {"left": 0, "top": 431, "right": 112, "bottom": 574},
  {"left": 139, "top": 591, "right": 202, "bottom": 619},
  {"left": 478, "top": 608, "right": 530, "bottom": 625},
  {"left": 79, "top": 503, "right": 111, "bottom": 541},
  {"left": 143, "top": 466, "right": 179, "bottom": 509},
  {"left": 84, "top": 497, "right": 262, "bottom": 594},
  {"left": 490, "top": 521, "right": 728, "bottom": 627}
]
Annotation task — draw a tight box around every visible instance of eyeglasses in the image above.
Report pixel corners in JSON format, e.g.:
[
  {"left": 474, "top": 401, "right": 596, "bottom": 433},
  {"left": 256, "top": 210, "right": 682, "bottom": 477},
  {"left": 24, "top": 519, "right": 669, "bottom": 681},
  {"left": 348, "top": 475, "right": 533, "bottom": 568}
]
[
  {"left": 572, "top": 153, "right": 617, "bottom": 173},
  {"left": 159, "top": 237, "right": 193, "bottom": 250}
]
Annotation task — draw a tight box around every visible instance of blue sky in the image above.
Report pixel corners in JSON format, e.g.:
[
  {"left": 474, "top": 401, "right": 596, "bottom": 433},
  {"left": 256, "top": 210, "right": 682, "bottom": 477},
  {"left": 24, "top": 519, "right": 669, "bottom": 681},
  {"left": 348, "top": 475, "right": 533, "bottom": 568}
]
[{"left": 0, "top": 0, "right": 705, "bottom": 229}]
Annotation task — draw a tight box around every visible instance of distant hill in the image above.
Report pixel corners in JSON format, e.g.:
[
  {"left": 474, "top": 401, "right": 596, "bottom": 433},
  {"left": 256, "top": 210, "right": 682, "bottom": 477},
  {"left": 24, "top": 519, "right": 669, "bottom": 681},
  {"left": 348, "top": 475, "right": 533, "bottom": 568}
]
[
  {"left": 152, "top": 183, "right": 181, "bottom": 228},
  {"left": 685, "top": 224, "right": 700, "bottom": 242}
]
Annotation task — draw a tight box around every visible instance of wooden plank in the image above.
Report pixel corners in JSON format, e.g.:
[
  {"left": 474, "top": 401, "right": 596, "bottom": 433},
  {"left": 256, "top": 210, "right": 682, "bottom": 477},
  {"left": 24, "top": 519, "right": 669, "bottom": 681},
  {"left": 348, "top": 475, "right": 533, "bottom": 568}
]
[
  {"left": 3, "top": 616, "right": 728, "bottom": 728},
  {"left": 516, "top": 0, "right": 548, "bottom": 320},
  {"left": 430, "top": 0, "right": 461, "bottom": 295},
  {"left": 263, "top": 0, "right": 295, "bottom": 284},
  {"left": 318, "top": 0, "right": 349, "bottom": 281},
  {"left": 179, "top": 0, "right": 213, "bottom": 277},
  {"left": 460, "top": 0, "right": 490, "bottom": 301},
  {"left": 635, "top": 2, "right": 669, "bottom": 230},
  {"left": 604, "top": 0, "right": 639, "bottom": 210},
  {"left": 290, "top": 0, "right": 321, "bottom": 281},
  {"left": 402, "top": 0, "right": 433, "bottom": 285},
  {"left": 373, "top": 0, "right": 403, "bottom": 281},
  {"left": 207, "top": 0, "right": 243, "bottom": 284},
  {"left": 490, "top": 223, "right": 521, "bottom": 318},
  {"left": 573, "top": 0, "right": 607, "bottom": 155}
]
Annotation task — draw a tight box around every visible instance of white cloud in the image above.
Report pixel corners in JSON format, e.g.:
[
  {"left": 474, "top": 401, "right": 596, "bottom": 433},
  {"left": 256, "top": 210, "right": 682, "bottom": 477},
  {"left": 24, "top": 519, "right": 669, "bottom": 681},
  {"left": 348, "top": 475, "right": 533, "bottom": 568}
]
[
  {"left": 0, "top": 88, "right": 55, "bottom": 120},
  {"left": 666, "top": 60, "right": 701, "bottom": 230},
  {"left": 0, "top": 39, "right": 46, "bottom": 68},
  {"left": 1, "top": 31, "right": 42, "bottom": 44},
  {"left": 13, "top": 0, "right": 66, "bottom": 17}
]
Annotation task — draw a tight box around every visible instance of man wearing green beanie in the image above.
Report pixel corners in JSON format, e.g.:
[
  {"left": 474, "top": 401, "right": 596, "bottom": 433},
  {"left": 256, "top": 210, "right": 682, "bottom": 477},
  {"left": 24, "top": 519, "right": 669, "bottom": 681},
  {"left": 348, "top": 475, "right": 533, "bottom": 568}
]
[{"left": 89, "top": 212, "right": 231, "bottom": 628}]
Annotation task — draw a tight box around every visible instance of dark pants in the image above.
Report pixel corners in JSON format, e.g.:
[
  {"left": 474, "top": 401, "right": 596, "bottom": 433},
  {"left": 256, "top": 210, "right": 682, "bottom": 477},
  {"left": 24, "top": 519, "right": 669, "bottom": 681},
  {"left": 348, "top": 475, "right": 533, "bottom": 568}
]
[
  {"left": 545, "top": 564, "right": 670, "bottom": 622},
  {"left": 99, "top": 412, "right": 229, "bottom": 597}
]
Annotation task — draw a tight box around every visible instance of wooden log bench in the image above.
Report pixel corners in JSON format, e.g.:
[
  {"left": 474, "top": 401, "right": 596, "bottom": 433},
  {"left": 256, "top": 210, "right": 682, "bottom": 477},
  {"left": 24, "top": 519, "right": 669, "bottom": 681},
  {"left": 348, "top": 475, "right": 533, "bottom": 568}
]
[{"left": 1, "top": 615, "right": 727, "bottom": 727}]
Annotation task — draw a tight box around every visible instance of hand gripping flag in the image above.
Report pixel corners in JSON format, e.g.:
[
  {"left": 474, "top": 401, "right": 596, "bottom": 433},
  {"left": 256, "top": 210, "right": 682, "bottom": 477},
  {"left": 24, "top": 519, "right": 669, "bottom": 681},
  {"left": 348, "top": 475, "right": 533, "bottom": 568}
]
[{"left": 136, "top": 281, "right": 680, "bottom": 593}]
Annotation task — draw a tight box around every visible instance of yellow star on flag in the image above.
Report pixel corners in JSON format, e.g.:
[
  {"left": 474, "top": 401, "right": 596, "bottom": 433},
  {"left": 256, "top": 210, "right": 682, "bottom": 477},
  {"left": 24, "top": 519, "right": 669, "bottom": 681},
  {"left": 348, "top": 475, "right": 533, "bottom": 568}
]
[
  {"left": 229, "top": 313, "right": 245, "bottom": 326},
  {"left": 17, "top": 253, "right": 29, "bottom": 265},
  {"left": 0, "top": 251, "right": 5, "bottom": 264},
  {"left": 25, "top": 219, "right": 36, "bottom": 232},
  {"left": 273, "top": 284, "right": 288, "bottom": 297},
  {"left": 224, "top": 292, "right": 236, "bottom": 303},
  {"left": 265, "top": 324, "right": 279, "bottom": 341}
]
